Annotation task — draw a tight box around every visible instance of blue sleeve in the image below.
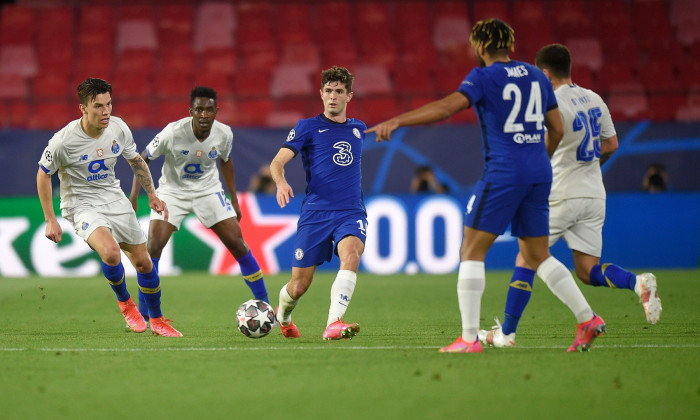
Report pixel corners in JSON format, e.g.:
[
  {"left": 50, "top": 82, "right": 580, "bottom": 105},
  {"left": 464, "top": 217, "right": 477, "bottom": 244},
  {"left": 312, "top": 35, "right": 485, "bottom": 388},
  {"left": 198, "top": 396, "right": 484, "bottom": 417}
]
[{"left": 457, "top": 68, "right": 482, "bottom": 107}]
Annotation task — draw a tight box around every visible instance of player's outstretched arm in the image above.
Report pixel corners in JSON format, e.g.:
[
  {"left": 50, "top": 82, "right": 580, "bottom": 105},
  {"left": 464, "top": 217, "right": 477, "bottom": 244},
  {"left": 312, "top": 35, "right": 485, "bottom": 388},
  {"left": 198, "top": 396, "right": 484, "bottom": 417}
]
[
  {"left": 127, "top": 154, "right": 168, "bottom": 220},
  {"left": 365, "top": 92, "right": 470, "bottom": 142},
  {"left": 128, "top": 149, "right": 151, "bottom": 211},
  {"left": 36, "top": 167, "right": 62, "bottom": 243},
  {"left": 270, "top": 148, "right": 295, "bottom": 209},
  {"left": 220, "top": 158, "right": 242, "bottom": 221}
]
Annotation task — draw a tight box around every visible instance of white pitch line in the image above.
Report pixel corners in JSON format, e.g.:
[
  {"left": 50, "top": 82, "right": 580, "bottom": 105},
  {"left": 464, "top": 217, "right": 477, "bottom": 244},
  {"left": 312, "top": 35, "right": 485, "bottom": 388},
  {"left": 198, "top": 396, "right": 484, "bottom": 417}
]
[{"left": 1, "top": 343, "right": 699, "bottom": 352}]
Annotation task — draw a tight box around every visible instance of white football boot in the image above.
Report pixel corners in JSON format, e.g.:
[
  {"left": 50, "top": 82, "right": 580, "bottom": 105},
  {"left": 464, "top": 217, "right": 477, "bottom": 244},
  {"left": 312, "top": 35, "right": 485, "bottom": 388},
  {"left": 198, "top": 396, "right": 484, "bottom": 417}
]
[
  {"left": 477, "top": 318, "right": 515, "bottom": 348},
  {"left": 635, "top": 273, "right": 662, "bottom": 324}
]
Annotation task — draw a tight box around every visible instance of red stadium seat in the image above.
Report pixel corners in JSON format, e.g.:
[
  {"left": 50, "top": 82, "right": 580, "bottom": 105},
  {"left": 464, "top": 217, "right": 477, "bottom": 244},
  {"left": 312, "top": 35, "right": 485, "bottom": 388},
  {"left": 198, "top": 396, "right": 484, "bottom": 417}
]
[
  {"left": 432, "top": 1, "right": 469, "bottom": 20},
  {"left": 118, "top": 5, "right": 155, "bottom": 21},
  {"left": 232, "top": 69, "right": 272, "bottom": 99},
  {"left": 31, "top": 73, "right": 73, "bottom": 100},
  {"left": 116, "top": 20, "right": 158, "bottom": 53},
  {"left": 156, "top": 5, "right": 194, "bottom": 48},
  {"left": 233, "top": 99, "right": 275, "bottom": 127},
  {"left": 269, "top": 64, "right": 314, "bottom": 98},
  {"left": 275, "top": 3, "right": 313, "bottom": 45},
  {"left": 571, "top": 66, "right": 595, "bottom": 90},
  {"left": 0, "top": 45, "right": 38, "bottom": 77},
  {"left": 192, "top": 72, "right": 232, "bottom": 96},
  {"left": 116, "top": 50, "right": 156, "bottom": 76},
  {"left": 113, "top": 100, "right": 153, "bottom": 129},
  {"left": 354, "top": 96, "right": 400, "bottom": 126},
  {"left": 154, "top": 73, "right": 192, "bottom": 100},
  {"left": 280, "top": 43, "right": 321, "bottom": 71},
  {"left": 550, "top": 0, "right": 592, "bottom": 39},
  {"left": 27, "top": 100, "right": 73, "bottom": 130},
  {"left": 193, "top": 3, "right": 235, "bottom": 52},
  {"left": 566, "top": 37, "right": 603, "bottom": 72},
  {"left": 266, "top": 110, "right": 305, "bottom": 129},
  {"left": 352, "top": 64, "right": 392, "bottom": 96},
  {"left": 392, "top": 66, "right": 435, "bottom": 96},
  {"left": 597, "top": 62, "right": 637, "bottom": 93},
  {"left": 607, "top": 83, "right": 649, "bottom": 121},
  {"left": 320, "top": 42, "right": 358, "bottom": 70},
  {"left": 638, "top": 61, "right": 680, "bottom": 93},
  {"left": 647, "top": 93, "right": 686, "bottom": 122},
  {"left": 0, "top": 74, "right": 28, "bottom": 99},
  {"left": 198, "top": 48, "right": 237, "bottom": 77},
  {"left": 111, "top": 74, "right": 153, "bottom": 100},
  {"left": 471, "top": 0, "right": 510, "bottom": 23},
  {"left": 159, "top": 46, "right": 195, "bottom": 77},
  {"left": 0, "top": 5, "right": 35, "bottom": 45},
  {"left": 155, "top": 99, "right": 188, "bottom": 127}
]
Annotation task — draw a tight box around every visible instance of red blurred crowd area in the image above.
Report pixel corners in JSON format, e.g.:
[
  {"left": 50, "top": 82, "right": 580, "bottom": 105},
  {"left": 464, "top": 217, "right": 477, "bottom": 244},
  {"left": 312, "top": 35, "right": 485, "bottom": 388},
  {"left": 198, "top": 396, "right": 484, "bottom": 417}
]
[{"left": 0, "top": 0, "right": 698, "bottom": 129}]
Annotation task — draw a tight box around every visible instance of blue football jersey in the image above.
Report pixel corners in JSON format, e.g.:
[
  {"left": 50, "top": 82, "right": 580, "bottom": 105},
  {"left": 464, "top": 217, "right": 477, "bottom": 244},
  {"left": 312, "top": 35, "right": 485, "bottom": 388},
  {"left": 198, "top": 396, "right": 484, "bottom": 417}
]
[
  {"left": 458, "top": 60, "right": 558, "bottom": 184},
  {"left": 282, "top": 114, "right": 366, "bottom": 211}
]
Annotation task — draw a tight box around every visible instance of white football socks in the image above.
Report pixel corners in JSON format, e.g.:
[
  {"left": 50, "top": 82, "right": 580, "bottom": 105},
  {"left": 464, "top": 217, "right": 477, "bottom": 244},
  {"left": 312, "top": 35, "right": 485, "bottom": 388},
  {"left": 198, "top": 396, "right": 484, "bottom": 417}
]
[
  {"left": 327, "top": 270, "right": 357, "bottom": 326},
  {"left": 537, "top": 256, "right": 593, "bottom": 323},
  {"left": 457, "top": 260, "right": 485, "bottom": 342},
  {"left": 277, "top": 283, "right": 298, "bottom": 326}
]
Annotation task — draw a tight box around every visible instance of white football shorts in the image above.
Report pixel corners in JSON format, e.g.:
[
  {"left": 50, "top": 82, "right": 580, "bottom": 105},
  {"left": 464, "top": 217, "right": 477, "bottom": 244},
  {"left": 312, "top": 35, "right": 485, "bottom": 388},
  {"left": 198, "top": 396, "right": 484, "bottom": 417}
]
[
  {"left": 64, "top": 197, "right": 146, "bottom": 245},
  {"left": 548, "top": 197, "right": 605, "bottom": 257},
  {"left": 151, "top": 190, "right": 236, "bottom": 229}
]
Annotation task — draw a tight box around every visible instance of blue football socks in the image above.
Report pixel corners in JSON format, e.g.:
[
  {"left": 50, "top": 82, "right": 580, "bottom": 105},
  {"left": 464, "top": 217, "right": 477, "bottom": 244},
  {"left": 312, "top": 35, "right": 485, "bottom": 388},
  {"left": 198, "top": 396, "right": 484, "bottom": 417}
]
[
  {"left": 137, "top": 268, "right": 162, "bottom": 319},
  {"left": 589, "top": 263, "right": 636, "bottom": 290},
  {"left": 138, "top": 258, "right": 160, "bottom": 321},
  {"left": 237, "top": 250, "right": 269, "bottom": 303},
  {"left": 102, "top": 261, "right": 130, "bottom": 302},
  {"left": 501, "top": 266, "right": 535, "bottom": 335}
]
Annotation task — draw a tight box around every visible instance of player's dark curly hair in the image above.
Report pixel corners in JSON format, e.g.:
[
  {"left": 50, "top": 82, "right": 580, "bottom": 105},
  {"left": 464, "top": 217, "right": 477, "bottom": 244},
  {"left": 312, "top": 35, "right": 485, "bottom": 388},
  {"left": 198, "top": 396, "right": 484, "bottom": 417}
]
[
  {"left": 535, "top": 44, "right": 572, "bottom": 79},
  {"left": 77, "top": 78, "right": 112, "bottom": 105},
  {"left": 321, "top": 66, "right": 354, "bottom": 92},
  {"left": 190, "top": 86, "right": 217, "bottom": 106},
  {"left": 469, "top": 18, "right": 515, "bottom": 53}
]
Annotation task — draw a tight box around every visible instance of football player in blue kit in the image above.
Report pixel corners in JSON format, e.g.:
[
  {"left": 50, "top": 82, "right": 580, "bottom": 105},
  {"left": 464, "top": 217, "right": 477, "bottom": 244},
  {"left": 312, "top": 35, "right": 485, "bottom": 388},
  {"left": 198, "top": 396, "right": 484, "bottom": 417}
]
[
  {"left": 270, "top": 66, "right": 366, "bottom": 340},
  {"left": 366, "top": 19, "right": 606, "bottom": 353}
]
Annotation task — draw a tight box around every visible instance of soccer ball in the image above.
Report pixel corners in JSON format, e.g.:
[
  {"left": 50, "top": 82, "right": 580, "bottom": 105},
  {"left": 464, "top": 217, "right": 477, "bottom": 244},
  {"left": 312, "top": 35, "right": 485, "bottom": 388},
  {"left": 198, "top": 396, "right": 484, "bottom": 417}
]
[{"left": 236, "top": 299, "right": 275, "bottom": 338}]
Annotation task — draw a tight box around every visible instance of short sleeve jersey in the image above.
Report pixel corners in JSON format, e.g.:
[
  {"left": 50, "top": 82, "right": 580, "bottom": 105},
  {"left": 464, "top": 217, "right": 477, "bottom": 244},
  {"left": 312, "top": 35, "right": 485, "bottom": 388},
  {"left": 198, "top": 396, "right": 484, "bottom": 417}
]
[
  {"left": 282, "top": 114, "right": 366, "bottom": 211},
  {"left": 38, "top": 116, "right": 138, "bottom": 210},
  {"left": 549, "top": 84, "right": 616, "bottom": 201},
  {"left": 146, "top": 117, "right": 233, "bottom": 198},
  {"left": 458, "top": 60, "right": 558, "bottom": 184}
]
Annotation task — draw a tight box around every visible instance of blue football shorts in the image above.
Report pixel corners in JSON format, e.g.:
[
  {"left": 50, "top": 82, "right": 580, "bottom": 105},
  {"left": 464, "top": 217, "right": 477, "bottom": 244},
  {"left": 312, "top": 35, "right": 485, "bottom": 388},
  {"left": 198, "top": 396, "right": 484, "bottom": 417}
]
[
  {"left": 292, "top": 208, "right": 368, "bottom": 268},
  {"left": 463, "top": 180, "right": 551, "bottom": 238}
]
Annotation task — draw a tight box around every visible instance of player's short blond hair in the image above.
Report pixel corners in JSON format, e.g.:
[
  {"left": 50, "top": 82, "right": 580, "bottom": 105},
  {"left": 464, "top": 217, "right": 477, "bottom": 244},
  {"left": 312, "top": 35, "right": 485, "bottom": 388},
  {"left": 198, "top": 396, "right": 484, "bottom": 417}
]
[{"left": 469, "top": 18, "right": 515, "bottom": 52}]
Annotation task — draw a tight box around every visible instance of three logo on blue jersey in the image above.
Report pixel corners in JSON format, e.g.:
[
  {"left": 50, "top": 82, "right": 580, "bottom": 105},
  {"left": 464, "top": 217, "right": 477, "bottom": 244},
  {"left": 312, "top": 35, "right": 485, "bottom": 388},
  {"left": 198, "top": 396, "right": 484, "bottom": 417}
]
[{"left": 333, "top": 141, "right": 353, "bottom": 166}]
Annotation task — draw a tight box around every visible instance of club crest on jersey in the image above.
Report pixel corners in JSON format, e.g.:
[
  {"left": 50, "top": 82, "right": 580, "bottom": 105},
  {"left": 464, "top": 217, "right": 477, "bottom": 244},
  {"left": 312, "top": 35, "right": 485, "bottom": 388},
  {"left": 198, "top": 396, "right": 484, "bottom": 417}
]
[
  {"left": 111, "top": 140, "right": 119, "bottom": 154},
  {"left": 208, "top": 147, "right": 218, "bottom": 159},
  {"left": 81, "top": 222, "right": 89, "bottom": 231},
  {"left": 353, "top": 128, "right": 361, "bottom": 139},
  {"left": 286, "top": 129, "right": 296, "bottom": 142},
  {"left": 96, "top": 148, "right": 104, "bottom": 157},
  {"left": 294, "top": 248, "right": 304, "bottom": 260},
  {"left": 196, "top": 150, "right": 203, "bottom": 157}
]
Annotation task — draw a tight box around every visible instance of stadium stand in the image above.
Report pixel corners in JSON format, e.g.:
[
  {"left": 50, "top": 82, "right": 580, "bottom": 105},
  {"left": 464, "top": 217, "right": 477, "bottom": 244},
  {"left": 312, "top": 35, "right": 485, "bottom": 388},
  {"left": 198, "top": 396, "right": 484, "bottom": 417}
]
[{"left": 0, "top": 0, "right": 697, "bottom": 128}]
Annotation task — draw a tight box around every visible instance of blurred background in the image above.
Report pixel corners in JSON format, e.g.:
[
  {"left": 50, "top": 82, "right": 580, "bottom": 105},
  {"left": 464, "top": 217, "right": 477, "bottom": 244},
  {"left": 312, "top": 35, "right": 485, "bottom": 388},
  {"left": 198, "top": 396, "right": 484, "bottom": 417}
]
[{"left": 0, "top": 0, "right": 697, "bottom": 275}]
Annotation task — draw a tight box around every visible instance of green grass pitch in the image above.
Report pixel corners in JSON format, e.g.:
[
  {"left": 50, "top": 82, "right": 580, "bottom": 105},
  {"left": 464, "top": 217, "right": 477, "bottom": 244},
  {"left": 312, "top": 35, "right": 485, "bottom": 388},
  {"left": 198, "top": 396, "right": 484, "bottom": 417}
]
[{"left": 1, "top": 269, "right": 698, "bottom": 419}]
